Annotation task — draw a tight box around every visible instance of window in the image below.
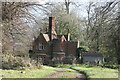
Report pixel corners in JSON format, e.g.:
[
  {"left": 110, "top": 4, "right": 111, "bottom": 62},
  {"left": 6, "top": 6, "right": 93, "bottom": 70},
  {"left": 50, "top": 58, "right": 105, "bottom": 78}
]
[
  {"left": 36, "top": 45, "right": 38, "bottom": 50},
  {"left": 39, "top": 43, "right": 44, "bottom": 50}
]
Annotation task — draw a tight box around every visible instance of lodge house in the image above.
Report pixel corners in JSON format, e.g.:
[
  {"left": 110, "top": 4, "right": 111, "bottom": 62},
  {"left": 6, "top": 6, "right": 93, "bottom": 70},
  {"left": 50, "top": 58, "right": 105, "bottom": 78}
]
[{"left": 31, "top": 17, "right": 79, "bottom": 64}]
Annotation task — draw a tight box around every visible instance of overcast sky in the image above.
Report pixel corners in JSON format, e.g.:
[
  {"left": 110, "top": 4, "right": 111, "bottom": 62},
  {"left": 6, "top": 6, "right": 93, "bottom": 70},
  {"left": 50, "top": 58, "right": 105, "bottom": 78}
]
[
  {"left": 2, "top": 0, "right": 117, "bottom": 18},
  {"left": 37, "top": 0, "right": 116, "bottom": 4},
  {"left": 2, "top": 0, "right": 116, "bottom": 2},
  {"left": 38, "top": 0, "right": 116, "bottom": 3},
  {"left": 31, "top": 0, "right": 116, "bottom": 17}
]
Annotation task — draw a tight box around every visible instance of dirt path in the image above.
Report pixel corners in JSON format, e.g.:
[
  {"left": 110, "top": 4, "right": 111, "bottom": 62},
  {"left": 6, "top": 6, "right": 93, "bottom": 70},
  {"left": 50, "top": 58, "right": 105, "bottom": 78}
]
[{"left": 45, "top": 68, "right": 86, "bottom": 79}]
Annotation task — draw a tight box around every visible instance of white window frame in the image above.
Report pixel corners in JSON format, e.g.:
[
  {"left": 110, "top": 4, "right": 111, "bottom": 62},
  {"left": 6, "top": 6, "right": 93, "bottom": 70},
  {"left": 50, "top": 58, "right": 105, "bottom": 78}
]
[{"left": 38, "top": 43, "right": 44, "bottom": 50}]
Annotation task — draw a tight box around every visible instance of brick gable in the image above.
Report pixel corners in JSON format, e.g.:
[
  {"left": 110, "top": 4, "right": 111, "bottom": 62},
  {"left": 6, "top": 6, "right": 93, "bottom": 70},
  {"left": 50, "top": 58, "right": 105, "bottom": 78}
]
[{"left": 32, "top": 17, "right": 79, "bottom": 64}]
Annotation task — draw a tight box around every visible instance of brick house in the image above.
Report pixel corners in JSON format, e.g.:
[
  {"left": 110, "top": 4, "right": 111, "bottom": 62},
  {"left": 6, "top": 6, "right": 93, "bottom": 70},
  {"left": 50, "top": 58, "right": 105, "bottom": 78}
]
[{"left": 31, "top": 17, "right": 79, "bottom": 64}]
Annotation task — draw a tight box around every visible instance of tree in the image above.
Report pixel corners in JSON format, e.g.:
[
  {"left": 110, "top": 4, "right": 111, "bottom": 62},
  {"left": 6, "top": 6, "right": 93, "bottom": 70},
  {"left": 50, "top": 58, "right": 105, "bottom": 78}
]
[
  {"left": 84, "top": 1, "right": 120, "bottom": 63},
  {"left": 2, "top": 2, "right": 46, "bottom": 55},
  {"left": 40, "top": 3, "right": 83, "bottom": 41}
]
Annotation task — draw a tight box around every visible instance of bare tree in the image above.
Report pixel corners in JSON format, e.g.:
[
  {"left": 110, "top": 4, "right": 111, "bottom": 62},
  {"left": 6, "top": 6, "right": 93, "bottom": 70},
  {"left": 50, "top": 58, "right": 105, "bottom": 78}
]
[
  {"left": 84, "top": 1, "right": 120, "bottom": 63},
  {"left": 2, "top": 2, "right": 47, "bottom": 55}
]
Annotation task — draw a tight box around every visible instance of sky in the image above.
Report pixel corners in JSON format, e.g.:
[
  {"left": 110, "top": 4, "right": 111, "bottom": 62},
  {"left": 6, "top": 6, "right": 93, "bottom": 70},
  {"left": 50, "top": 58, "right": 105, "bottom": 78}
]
[
  {"left": 41, "top": 0, "right": 92, "bottom": 18},
  {"left": 28, "top": 0, "right": 91, "bottom": 18},
  {"left": 28, "top": 0, "right": 117, "bottom": 18},
  {"left": 2, "top": 0, "right": 118, "bottom": 19},
  {"left": 2, "top": 0, "right": 117, "bottom": 2},
  {"left": 36, "top": 0, "right": 118, "bottom": 3},
  {"left": 36, "top": 0, "right": 117, "bottom": 4}
]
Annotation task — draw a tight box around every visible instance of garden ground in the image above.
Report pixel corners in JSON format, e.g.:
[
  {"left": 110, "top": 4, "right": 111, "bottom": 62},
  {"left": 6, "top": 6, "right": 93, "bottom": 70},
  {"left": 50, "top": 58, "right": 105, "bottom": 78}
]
[
  {"left": 0, "top": 66, "right": 86, "bottom": 78},
  {"left": 56, "top": 64, "right": 119, "bottom": 78},
  {"left": 0, "top": 64, "right": 119, "bottom": 79}
]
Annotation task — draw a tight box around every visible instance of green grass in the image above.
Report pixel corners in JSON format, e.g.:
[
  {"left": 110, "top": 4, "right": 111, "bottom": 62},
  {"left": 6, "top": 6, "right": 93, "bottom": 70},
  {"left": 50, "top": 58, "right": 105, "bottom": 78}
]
[
  {"left": 0, "top": 64, "right": 119, "bottom": 78},
  {"left": 72, "top": 66, "right": 118, "bottom": 78},
  {"left": 0, "top": 66, "right": 57, "bottom": 78},
  {"left": 54, "top": 64, "right": 73, "bottom": 68},
  {"left": 55, "top": 64, "right": 119, "bottom": 78}
]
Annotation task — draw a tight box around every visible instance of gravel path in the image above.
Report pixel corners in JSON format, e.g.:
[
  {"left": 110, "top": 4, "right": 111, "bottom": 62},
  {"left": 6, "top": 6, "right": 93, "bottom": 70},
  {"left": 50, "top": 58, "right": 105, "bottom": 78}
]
[{"left": 45, "top": 68, "right": 86, "bottom": 79}]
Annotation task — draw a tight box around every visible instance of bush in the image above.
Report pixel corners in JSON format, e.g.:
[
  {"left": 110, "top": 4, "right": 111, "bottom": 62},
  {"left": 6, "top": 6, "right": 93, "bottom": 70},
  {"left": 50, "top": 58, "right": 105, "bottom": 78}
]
[
  {"left": 102, "top": 63, "right": 119, "bottom": 69},
  {"left": 2, "top": 54, "right": 42, "bottom": 69}
]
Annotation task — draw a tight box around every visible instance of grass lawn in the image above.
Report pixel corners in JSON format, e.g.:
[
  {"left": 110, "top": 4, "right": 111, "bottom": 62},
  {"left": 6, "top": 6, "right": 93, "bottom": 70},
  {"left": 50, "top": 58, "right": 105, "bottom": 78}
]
[
  {"left": 0, "top": 64, "right": 119, "bottom": 78},
  {"left": 0, "top": 66, "right": 57, "bottom": 78},
  {"left": 56, "top": 64, "right": 119, "bottom": 78}
]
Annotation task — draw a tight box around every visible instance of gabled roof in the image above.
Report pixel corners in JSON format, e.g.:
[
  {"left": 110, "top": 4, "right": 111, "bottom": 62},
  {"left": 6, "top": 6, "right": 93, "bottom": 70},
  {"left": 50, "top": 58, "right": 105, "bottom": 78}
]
[
  {"left": 57, "top": 35, "right": 67, "bottom": 41},
  {"left": 57, "top": 35, "right": 63, "bottom": 39},
  {"left": 40, "top": 33, "right": 69, "bottom": 43},
  {"left": 61, "top": 35, "right": 67, "bottom": 41},
  {"left": 43, "top": 34, "right": 50, "bottom": 42},
  {"left": 64, "top": 35, "right": 68, "bottom": 40}
]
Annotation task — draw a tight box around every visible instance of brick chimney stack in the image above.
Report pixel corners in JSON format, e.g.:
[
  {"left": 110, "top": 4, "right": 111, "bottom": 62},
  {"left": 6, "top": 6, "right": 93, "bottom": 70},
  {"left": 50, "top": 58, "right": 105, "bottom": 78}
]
[
  {"left": 49, "top": 17, "right": 57, "bottom": 41},
  {"left": 49, "top": 17, "right": 54, "bottom": 40}
]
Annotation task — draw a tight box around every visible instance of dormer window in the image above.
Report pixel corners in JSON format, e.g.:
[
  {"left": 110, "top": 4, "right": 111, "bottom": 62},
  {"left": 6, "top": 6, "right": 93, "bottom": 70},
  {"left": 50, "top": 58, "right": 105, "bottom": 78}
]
[{"left": 39, "top": 43, "right": 44, "bottom": 50}]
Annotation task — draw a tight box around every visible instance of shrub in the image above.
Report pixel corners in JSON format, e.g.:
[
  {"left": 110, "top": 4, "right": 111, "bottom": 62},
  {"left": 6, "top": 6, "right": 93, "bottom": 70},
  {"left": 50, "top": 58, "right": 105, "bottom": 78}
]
[
  {"left": 2, "top": 54, "right": 42, "bottom": 69},
  {"left": 102, "top": 63, "right": 119, "bottom": 69}
]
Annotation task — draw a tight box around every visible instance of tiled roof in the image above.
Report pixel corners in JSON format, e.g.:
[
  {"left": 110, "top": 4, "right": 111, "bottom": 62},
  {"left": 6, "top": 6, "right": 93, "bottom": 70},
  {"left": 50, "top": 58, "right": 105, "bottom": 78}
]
[
  {"left": 42, "top": 33, "right": 68, "bottom": 42},
  {"left": 57, "top": 35, "right": 63, "bottom": 39},
  {"left": 64, "top": 35, "right": 68, "bottom": 40},
  {"left": 43, "top": 34, "right": 50, "bottom": 42},
  {"left": 57, "top": 35, "right": 67, "bottom": 41}
]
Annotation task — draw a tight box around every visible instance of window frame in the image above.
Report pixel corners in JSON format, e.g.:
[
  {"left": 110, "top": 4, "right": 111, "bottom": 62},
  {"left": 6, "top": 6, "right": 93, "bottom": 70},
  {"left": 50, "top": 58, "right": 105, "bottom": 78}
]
[{"left": 38, "top": 43, "right": 44, "bottom": 50}]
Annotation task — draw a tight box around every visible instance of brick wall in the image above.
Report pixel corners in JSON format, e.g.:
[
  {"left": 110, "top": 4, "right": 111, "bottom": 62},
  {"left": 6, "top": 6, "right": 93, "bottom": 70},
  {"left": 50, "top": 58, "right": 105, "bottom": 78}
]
[
  {"left": 65, "top": 41, "right": 77, "bottom": 57},
  {"left": 33, "top": 33, "right": 50, "bottom": 55}
]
